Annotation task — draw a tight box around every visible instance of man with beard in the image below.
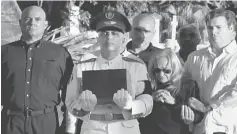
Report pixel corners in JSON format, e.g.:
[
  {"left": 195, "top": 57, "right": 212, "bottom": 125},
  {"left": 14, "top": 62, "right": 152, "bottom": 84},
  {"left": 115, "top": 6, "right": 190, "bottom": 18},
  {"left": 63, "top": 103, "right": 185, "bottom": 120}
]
[{"left": 1, "top": 6, "right": 73, "bottom": 134}]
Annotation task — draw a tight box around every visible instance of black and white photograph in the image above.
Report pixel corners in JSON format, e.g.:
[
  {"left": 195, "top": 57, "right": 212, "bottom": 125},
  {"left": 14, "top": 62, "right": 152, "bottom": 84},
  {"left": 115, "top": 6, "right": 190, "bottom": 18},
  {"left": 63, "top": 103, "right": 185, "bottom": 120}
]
[{"left": 1, "top": 0, "right": 237, "bottom": 134}]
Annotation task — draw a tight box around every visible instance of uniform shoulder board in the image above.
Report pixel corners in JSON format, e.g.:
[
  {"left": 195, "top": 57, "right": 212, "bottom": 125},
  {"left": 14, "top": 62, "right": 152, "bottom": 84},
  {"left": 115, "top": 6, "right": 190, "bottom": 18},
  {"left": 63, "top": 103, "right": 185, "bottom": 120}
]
[
  {"left": 122, "top": 55, "right": 145, "bottom": 64},
  {"left": 77, "top": 58, "right": 96, "bottom": 64}
]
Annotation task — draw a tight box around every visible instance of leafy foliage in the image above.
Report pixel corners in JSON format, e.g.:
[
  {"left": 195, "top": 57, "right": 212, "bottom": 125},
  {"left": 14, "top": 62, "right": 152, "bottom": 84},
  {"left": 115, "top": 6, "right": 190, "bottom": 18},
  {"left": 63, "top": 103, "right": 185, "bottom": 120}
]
[{"left": 41, "top": 1, "right": 237, "bottom": 61}]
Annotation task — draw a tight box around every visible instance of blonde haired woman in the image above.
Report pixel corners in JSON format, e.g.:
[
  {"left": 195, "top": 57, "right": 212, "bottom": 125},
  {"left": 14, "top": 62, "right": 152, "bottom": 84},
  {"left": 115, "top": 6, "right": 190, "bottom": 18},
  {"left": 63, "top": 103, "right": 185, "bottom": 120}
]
[{"left": 139, "top": 48, "right": 203, "bottom": 134}]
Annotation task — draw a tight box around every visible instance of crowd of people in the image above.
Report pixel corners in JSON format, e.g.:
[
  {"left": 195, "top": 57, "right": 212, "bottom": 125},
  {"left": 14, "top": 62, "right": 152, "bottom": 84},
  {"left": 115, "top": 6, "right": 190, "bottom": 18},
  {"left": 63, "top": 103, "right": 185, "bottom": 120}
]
[{"left": 1, "top": 5, "right": 237, "bottom": 134}]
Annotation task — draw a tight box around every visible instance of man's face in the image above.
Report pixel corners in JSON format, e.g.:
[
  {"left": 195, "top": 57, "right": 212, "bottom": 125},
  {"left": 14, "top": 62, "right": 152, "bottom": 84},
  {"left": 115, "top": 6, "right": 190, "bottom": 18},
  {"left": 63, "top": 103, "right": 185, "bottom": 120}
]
[
  {"left": 131, "top": 16, "right": 155, "bottom": 47},
  {"left": 207, "top": 16, "right": 234, "bottom": 49},
  {"left": 20, "top": 8, "right": 48, "bottom": 38},
  {"left": 98, "top": 30, "right": 125, "bottom": 52}
]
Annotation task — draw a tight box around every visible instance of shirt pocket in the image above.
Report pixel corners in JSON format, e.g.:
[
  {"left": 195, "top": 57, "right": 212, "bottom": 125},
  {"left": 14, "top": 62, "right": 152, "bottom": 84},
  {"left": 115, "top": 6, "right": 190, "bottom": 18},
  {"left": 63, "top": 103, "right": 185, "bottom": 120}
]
[
  {"left": 43, "top": 59, "right": 56, "bottom": 64},
  {"left": 37, "top": 59, "right": 57, "bottom": 76},
  {"left": 42, "top": 59, "right": 56, "bottom": 69}
]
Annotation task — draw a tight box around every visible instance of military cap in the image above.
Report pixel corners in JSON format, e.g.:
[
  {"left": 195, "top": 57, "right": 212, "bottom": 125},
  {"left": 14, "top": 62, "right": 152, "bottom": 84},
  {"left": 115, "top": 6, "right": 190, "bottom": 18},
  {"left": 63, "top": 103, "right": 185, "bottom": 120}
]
[{"left": 90, "top": 10, "right": 131, "bottom": 33}]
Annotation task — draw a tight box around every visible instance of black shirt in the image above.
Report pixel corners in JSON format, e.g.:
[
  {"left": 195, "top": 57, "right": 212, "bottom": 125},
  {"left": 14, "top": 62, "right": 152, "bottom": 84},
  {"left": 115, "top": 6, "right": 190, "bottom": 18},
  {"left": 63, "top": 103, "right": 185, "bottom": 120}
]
[
  {"left": 126, "top": 41, "right": 161, "bottom": 65},
  {"left": 1, "top": 39, "right": 73, "bottom": 111}
]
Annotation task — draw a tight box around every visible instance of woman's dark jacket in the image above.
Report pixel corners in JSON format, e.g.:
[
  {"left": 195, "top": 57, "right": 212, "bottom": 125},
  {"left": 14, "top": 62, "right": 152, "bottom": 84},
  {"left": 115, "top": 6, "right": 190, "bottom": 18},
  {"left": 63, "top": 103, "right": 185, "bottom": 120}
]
[{"left": 139, "top": 80, "right": 204, "bottom": 134}]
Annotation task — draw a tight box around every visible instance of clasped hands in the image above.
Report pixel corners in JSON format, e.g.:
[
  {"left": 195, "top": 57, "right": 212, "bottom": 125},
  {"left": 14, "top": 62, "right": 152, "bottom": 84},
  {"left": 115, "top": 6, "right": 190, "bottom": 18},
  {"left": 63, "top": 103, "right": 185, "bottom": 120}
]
[
  {"left": 152, "top": 89, "right": 175, "bottom": 105},
  {"left": 79, "top": 89, "right": 133, "bottom": 112},
  {"left": 152, "top": 90, "right": 198, "bottom": 125}
]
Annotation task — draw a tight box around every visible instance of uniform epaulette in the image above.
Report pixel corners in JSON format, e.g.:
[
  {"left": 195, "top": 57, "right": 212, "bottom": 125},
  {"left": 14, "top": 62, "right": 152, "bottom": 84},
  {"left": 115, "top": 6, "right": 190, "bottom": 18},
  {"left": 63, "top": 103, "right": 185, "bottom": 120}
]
[
  {"left": 77, "top": 58, "right": 97, "bottom": 64},
  {"left": 122, "top": 55, "right": 145, "bottom": 64}
]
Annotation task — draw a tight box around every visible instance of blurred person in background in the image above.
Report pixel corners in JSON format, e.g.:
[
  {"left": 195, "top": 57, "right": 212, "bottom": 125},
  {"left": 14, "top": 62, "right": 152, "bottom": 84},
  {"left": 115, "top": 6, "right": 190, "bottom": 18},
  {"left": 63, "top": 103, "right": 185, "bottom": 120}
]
[{"left": 177, "top": 24, "right": 201, "bottom": 62}]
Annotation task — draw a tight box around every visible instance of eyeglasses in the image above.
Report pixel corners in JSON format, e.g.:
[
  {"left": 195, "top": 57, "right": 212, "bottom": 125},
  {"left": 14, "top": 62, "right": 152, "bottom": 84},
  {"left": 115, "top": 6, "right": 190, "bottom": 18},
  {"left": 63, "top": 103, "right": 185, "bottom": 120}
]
[{"left": 153, "top": 68, "right": 172, "bottom": 74}]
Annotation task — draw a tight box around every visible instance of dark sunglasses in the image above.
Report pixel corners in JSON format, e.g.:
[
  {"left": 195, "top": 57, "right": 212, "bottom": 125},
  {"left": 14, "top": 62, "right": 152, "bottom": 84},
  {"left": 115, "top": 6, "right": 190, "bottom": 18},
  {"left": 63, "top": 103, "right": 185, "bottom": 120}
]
[{"left": 153, "top": 68, "right": 172, "bottom": 74}]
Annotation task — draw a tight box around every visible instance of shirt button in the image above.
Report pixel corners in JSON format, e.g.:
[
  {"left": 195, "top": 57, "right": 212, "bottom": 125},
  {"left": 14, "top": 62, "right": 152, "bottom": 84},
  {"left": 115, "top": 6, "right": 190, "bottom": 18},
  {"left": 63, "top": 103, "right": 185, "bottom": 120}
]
[
  {"left": 29, "top": 58, "right": 32, "bottom": 60},
  {"left": 26, "top": 81, "right": 30, "bottom": 84},
  {"left": 26, "top": 94, "right": 29, "bottom": 97},
  {"left": 28, "top": 69, "right": 31, "bottom": 72},
  {"left": 26, "top": 107, "right": 29, "bottom": 110},
  {"left": 29, "top": 48, "right": 32, "bottom": 50}
]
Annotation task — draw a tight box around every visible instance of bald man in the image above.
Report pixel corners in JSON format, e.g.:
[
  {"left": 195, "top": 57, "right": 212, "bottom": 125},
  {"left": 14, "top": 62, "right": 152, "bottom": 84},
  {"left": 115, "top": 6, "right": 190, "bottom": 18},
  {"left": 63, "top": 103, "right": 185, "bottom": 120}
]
[
  {"left": 121, "top": 12, "right": 161, "bottom": 134},
  {"left": 1, "top": 6, "right": 73, "bottom": 134},
  {"left": 124, "top": 12, "right": 161, "bottom": 65}
]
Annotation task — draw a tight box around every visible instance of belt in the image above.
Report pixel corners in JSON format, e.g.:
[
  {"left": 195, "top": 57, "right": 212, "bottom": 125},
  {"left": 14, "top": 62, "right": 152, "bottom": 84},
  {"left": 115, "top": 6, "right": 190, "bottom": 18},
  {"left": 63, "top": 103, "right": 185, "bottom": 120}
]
[
  {"left": 6, "top": 107, "right": 56, "bottom": 117},
  {"left": 89, "top": 113, "right": 124, "bottom": 121}
]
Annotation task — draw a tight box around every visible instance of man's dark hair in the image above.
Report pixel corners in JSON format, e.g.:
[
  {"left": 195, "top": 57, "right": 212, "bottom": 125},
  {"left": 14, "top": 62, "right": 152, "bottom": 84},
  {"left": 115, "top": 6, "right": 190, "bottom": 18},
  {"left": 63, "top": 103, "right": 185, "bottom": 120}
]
[{"left": 205, "top": 9, "right": 237, "bottom": 32}]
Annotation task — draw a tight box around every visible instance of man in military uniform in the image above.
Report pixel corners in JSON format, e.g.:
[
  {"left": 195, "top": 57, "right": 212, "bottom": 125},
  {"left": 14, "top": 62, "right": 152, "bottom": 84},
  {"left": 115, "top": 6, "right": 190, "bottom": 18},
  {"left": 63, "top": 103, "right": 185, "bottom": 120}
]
[{"left": 65, "top": 10, "right": 153, "bottom": 134}]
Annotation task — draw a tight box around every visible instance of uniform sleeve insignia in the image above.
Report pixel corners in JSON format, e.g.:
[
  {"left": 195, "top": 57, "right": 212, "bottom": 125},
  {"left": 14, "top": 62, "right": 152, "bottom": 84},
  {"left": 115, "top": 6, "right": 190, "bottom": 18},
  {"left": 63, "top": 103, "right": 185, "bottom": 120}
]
[
  {"left": 122, "top": 55, "right": 144, "bottom": 64},
  {"left": 77, "top": 58, "right": 96, "bottom": 64}
]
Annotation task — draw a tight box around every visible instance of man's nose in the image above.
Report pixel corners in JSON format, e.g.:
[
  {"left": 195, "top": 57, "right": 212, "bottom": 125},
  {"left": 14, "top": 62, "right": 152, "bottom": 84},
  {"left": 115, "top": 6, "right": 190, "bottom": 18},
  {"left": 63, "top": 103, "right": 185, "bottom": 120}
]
[
  {"left": 138, "top": 31, "right": 145, "bottom": 38},
  {"left": 107, "top": 32, "right": 114, "bottom": 39},
  {"left": 212, "top": 27, "right": 219, "bottom": 35}
]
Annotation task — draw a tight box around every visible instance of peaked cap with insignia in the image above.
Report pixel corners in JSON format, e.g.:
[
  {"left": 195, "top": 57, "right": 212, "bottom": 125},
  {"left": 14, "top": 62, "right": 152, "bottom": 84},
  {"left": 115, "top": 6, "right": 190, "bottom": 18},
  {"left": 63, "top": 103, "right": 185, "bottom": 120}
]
[{"left": 90, "top": 10, "right": 131, "bottom": 33}]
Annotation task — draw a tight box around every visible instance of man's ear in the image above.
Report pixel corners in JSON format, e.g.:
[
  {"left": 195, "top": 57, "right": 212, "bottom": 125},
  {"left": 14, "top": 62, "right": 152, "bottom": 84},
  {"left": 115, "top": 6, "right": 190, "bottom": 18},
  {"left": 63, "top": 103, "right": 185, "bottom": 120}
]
[
  {"left": 19, "top": 19, "right": 21, "bottom": 26},
  {"left": 123, "top": 32, "right": 128, "bottom": 42},
  {"left": 44, "top": 20, "right": 48, "bottom": 30},
  {"left": 229, "top": 24, "right": 235, "bottom": 31}
]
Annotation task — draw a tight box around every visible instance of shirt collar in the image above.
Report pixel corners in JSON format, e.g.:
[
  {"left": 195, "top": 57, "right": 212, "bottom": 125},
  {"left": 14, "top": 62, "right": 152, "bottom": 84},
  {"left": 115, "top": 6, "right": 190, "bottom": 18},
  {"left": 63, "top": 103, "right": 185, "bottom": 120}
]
[
  {"left": 223, "top": 40, "right": 237, "bottom": 54},
  {"left": 20, "top": 37, "right": 44, "bottom": 48},
  {"left": 126, "top": 41, "right": 154, "bottom": 54},
  {"left": 207, "top": 40, "right": 237, "bottom": 55},
  {"left": 120, "top": 48, "right": 130, "bottom": 57},
  {"left": 97, "top": 54, "right": 122, "bottom": 64}
]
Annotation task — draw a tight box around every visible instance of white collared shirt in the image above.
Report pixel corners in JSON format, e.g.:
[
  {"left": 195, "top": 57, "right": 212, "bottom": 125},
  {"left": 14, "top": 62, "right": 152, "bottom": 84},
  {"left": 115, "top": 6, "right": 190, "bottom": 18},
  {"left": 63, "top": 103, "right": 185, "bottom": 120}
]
[{"left": 183, "top": 40, "right": 237, "bottom": 134}]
